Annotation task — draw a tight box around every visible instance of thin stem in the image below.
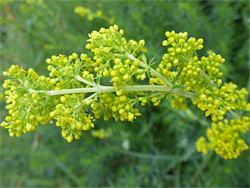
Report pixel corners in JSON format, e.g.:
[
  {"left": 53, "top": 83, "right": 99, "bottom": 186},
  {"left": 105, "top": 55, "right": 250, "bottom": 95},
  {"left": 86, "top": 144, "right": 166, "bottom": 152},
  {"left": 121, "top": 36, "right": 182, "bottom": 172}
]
[
  {"left": 127, "top": 53, "right": 173, "bottom": 87},
  {"left": 47, "top": 85, "right": 172, "bottom": 96},
  {"left": 73, "top": 93, "right": 97, "bottom": 109},
  {"left": 47, "top": 87, "right": 99, "bottom": 95},
  {"left": 200, "top": 70, "right": 215, "bottom": 86},
  {"left": 40, "top": 84, "right": 199, "bottom": 100},
  {"left": 150, "top": 91, "right": 167, "bottom": 98},
  {"left": 75, "top": 75, "right": 97, "bottom": 87},
  {"left": 172, "top": 88, "right": 199, "bottom": 99},
  {"left": 189, "top": 58, "right": 215, "bottom": 87},
  {"left": 83, "top": 93, "right": 97, "bottom": 103},
  {"left": 121, "top": 85, "right": 171, "bottom": 92}
]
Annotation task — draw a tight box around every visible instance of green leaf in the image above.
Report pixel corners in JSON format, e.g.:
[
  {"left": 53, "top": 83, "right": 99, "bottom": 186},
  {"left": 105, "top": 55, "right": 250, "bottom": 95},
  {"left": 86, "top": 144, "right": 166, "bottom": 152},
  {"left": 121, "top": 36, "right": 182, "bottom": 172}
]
[{"left": 172, "top": 70, "right": 183, "bottom": 84}]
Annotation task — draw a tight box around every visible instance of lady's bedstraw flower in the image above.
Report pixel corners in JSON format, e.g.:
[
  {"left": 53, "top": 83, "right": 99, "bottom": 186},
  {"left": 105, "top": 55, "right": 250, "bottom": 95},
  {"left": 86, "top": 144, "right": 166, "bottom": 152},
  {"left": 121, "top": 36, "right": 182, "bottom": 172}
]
[
  {"left": 1, "top": 65, "right": 57, "bottom": 137},
  {"left": 196, "top": 117, "right": 250, "bottom": 159},
  {"left": 1, "top": 25, "right": 249, "bottom": 159},
  {"left": 52, "top": 94, "right": 95, "bottom": 142}
]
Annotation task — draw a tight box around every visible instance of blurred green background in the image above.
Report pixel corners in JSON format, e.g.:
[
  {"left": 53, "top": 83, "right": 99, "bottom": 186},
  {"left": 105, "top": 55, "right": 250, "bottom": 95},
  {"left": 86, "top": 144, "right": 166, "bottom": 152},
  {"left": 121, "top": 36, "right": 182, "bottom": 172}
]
[{"left": 0, "top": 0, "right": 249, "bottom": 187}]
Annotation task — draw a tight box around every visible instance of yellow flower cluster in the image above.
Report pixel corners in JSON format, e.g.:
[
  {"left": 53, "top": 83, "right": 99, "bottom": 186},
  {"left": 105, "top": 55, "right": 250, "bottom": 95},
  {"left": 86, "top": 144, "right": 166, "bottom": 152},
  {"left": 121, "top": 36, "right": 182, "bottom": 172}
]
[
  {"left": 157, "top": 31, "right": 202, "bottom": 82},
  {"left": 196, "top": 117, "right": 250, "bottom": 159},
  {"left": 74, "top": 6, "right": 114, "bottom": 24},
  {"left": 1, "top": 25, "right": 249, "bottom": 159},
  {"left": 52, "top": 94, "right": 94, "bottom": 143},
  {"left": 1, "top": 65, "right": 55, "bottom": 137},
  {"left": 158, "top": 30, "right": 249, "bottom": 120},
  {"left": 158, "top": 31, "right": 224, "bottom": 111},
  {"left": 85, "top": 25, "right": 148, "bottom": 91},
  {"left": 158, "top": 30, "right": 249, "bottom": 158},
  {"left": 194, "top": 82, "right": 250, "bottom": 122},
  {"left": 153, "top": 31, "right": 204, "bottom": 110},
  {"left": 46, "top": 53, "right": 95, "bottom": 89},
  {"left": 89, "top": 93, "right": 141, "bottom": 122},
  {"left": 85, "top": 25, "right": 169, "bottom": 109}
]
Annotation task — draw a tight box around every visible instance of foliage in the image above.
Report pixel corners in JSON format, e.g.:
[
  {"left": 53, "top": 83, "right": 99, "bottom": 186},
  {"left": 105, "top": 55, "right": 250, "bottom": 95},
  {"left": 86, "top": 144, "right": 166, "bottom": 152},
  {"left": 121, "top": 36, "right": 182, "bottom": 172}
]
[{"left": 0, "top": 1, "right": 249, "bottom": 187}]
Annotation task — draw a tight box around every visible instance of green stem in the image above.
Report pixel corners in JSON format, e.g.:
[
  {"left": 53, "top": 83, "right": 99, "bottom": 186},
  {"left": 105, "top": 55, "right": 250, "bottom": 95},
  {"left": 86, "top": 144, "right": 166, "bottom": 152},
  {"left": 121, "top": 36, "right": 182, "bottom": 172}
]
[
  {"left": 47, "top": 85, "right": 172, "bottom": 96},
  {"left": 83, "top": 93, "right": 97, "bottom": 103},
  {"left": 41, "top": 84, "right": 198, "bottom": 100},
  {"left": 200, "top": 70, "right": 215, "bottom": 86},
  {"left": 75, "top": 75, "right": 97, "bottom": 87},
  {"left": 127, "top": 53, "right": 173, "bottom": 87},
  {"left": 172, "top": 88, "right": 199, "bottom": 99},
  {"left": 47, "top": 87, "right": 99, "bottom": 95}
]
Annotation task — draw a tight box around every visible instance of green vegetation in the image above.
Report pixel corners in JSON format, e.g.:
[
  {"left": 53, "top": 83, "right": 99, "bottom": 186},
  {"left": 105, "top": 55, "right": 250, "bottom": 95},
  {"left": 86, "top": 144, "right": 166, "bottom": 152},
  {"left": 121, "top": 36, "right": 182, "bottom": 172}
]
[{"left": 0, "top": 1, "right": 249, "bottom": 187}]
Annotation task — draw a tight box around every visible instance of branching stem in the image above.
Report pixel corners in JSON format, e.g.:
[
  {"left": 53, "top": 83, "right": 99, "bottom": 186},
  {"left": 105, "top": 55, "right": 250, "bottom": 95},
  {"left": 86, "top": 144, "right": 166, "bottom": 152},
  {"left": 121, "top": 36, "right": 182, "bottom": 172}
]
[
  {"left": 47, "top": 85, "right": 170, "bottom": 96},
  {"left": 75, "top": 75, "right": 97, "bottom": 87},
  {"left": 200, "top": 70, "right": 215, "bottom": 86},
  {"left": 39, "top": 84, "right": 198, "bottom": 99},
  {"left": 32, "top": 54, "right": 201, "bottom": 100},
  {"left": 126, "top": 53, "right": 173, "bottom": 87}
]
